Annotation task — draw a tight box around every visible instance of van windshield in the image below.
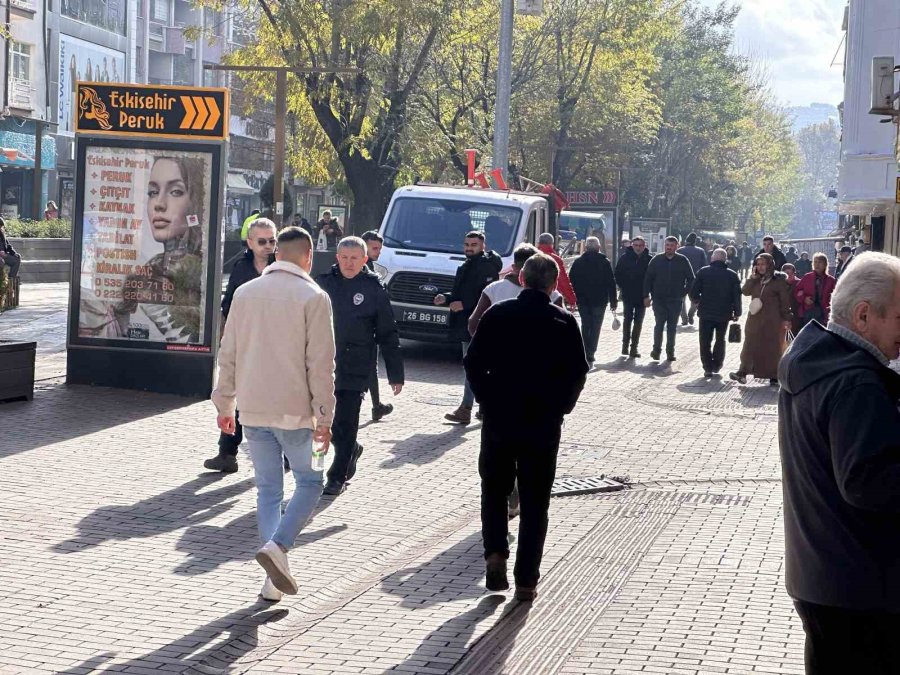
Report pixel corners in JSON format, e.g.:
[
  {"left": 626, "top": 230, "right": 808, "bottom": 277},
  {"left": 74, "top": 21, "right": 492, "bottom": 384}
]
[{"left": 382, "top": 197, "right": 523, "bottom": 256}]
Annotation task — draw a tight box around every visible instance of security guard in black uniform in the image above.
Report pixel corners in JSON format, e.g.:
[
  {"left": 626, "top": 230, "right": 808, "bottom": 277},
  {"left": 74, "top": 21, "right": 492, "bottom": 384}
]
[{"left": 317, "top": 236, "right": 404, "bottom": 495}]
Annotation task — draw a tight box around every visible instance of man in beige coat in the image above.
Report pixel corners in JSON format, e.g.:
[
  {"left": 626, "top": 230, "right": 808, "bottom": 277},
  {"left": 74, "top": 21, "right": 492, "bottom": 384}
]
[{"left": 212, "top": 226, "right": 336, "bottom": 602}]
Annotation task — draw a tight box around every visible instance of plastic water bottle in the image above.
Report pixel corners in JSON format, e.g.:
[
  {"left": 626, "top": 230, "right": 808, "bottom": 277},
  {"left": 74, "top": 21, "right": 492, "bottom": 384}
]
[{"left": 311, "top": 450, "right": 325, "bottom": 471}]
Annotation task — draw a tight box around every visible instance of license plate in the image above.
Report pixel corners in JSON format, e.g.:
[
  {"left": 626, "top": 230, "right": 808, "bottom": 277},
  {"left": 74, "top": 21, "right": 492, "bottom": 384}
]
[{"left": 402, "top": 310, "right": 448, "bottom": 324}]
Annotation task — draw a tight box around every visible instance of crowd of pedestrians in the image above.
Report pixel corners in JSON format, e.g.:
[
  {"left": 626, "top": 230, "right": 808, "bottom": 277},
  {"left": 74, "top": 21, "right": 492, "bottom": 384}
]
[{"left": 206, "top": 214, "right": 881, "bottom": 641}]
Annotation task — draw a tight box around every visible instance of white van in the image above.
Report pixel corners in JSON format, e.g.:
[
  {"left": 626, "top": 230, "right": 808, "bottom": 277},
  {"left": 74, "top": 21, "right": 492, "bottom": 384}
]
[{"left": 374, "top": 184, "right": 553, "bottom": 342}]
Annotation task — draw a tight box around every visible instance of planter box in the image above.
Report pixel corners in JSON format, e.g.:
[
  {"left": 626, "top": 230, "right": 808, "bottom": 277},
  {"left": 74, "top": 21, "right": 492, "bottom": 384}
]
[{"left": 0, "top": 340, "right": 35, "bottom": 402}]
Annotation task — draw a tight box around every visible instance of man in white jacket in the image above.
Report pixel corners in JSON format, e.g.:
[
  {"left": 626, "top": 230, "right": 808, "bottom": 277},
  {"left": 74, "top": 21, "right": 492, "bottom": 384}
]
[{"left": 212, "top": 226, "right": 336, "bottom": 602}]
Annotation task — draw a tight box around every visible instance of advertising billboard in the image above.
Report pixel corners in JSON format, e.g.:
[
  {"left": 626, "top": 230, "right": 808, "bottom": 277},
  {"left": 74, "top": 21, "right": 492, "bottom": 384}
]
[
  {"left": 58, "top": 36, "right": 126, "bottom": 135},
  {"left": 71, "top": 140, "right": 221, "bottom": 352}
]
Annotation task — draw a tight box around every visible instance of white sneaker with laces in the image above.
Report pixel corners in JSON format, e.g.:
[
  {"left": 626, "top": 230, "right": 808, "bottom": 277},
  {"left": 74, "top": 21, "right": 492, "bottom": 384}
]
[
  {"left": 255, "top": 541, "right": 298, "bottom": 595},
  {"left": 260, "top": 577, "right": 283, "bottom": 602}
]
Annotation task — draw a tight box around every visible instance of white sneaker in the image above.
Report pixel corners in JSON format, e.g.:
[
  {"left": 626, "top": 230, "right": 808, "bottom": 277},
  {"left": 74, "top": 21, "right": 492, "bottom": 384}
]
[
  {"left": 255, "top": 541, "right": 298, "bottom": 595},
  {"left": 259, "top": 577, "right": 283, "bottom": 602}
]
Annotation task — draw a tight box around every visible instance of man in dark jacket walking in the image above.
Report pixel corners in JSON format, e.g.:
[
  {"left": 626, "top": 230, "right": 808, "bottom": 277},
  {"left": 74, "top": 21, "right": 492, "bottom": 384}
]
[
  {"left": 465, "top": 252, "right": 588, "bottom": 602},
  {"left": 738, "top": 241, "right": 753, "bottom": 280},
  {"left": 615, "top": 236, "right": 651, "bottom": 357},
  {"left": 644, "top": 236, "right": 695, "bottom": 361},
  {"left": 318, "top": 236, "right": 404, "bottom": 496},
  {"left": 434, "top": 230, "right": 502, "bottom": 424},
  {"left": 778, "top": 252, "right": 900, "bottom": 673},
  {"left": 795, "top": 251, "right": 813, "bottom": 276},
  {"left": 361, "top": 231, "right": 393, "bottom": 422},
  {"left": 569, "top": 236, "right": 616, "bottom": 366},
  {"left": 689, "top": 248, "right": 741, "bottom": 377},
  {"left": 754, "top": 236, "right": 787, "bottom": 271},
  {"left": 204, "top": 218, "right": 277, "bottom": 473},
  {"left": 677, "top": 232, "right": 708, "bottom": 325}
]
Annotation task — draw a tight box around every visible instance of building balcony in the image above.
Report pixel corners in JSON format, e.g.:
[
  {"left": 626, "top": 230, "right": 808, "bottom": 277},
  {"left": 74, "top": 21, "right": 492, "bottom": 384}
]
[{"left": 8, "top": 78, "right": 35, "bottom": 111}]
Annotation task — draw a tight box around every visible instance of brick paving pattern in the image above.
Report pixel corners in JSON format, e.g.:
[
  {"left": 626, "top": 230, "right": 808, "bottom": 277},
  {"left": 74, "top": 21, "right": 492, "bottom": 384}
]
[{"left": 0, "top": 285, "right": 804, "bottom": 674}]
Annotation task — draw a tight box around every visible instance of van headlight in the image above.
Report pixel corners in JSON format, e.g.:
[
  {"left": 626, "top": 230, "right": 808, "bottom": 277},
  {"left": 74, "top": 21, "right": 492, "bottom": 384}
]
[{"left": 373, "top": 262, "right": 389, "bottom": 280}]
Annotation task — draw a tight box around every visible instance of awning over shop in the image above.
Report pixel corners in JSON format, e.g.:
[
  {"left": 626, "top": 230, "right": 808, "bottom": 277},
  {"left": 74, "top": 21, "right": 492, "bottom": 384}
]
[{"left": 226, "top": 172, "right": 256, "bottom": 196}]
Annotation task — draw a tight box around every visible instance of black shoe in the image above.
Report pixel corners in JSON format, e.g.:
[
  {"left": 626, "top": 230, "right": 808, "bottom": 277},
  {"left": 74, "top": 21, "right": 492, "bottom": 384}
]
[
  {"left": 475, "top": 408, "right": 483, "bottom": 421},
  {"left": 372, "top": 403, "right": 394, "bottom": 421},
  {"left": 629, "top": 348, "right": 641, "bottom": 358},
  {"left": 689, "top": 317, "right": 695, "bottom": 325},
  {"left": 667, "top": 353, "right": 676, "bottom": 362},
  {"left": 769, "top": 379, "right": 779, "bottom": 387},
  {"left": 621, "top": 345, "right": 629, "bottom": 356},
  {"left": 322, "top": 479, "right": 345, "bottom": 496},
  {"left": 703, "top": 370, "right": 712, "bottom": 378},
  {"left": 204, "top": 452, "right": 238, "bottom": 473},
  {"left": 485, "top": 553, "right": 509, "bottom": 591},
  {"left": 346, "top": 443, "right": 364, "bottom": 481},
  {"left": 650, "top": 349, "right": 661, "bottom": 361}
]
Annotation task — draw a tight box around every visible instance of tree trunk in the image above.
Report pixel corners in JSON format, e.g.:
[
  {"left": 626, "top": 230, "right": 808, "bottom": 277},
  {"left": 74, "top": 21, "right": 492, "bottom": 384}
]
[{"left": 341, "top": 153, "right": 397, "bottom": 234}]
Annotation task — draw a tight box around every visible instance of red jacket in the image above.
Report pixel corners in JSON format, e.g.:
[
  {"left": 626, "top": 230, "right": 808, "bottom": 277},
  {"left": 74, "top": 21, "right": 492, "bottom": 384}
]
[
  {"left": 538, "top": 243, "right": 577, "bottom": 306},
  {"left": 794, "top": 271, "right": 836, "bottom": 322}
]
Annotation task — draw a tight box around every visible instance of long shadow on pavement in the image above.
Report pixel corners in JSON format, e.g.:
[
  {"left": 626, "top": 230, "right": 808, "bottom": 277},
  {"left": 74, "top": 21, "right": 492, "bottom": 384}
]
[
  {"left": 56, "top": 601, "right": 288, "bottom": 674},
  {"left": 0, "top": 383, "right": 196, "bottom": 460},
  {"left": 379, "top": 424, "right": 473, "bottom": 469},
  {"left": 52, "top": 473, "right": 254, "bottom": 553},
  {"left": 173, "top": 498, "right": 345, "bottom": 576},
  {"left": 594, "top": 356, "right": 677, "bottom": 379}
]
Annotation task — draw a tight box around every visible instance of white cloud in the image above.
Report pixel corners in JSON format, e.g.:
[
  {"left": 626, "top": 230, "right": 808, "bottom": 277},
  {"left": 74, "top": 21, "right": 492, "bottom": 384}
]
[{"left": 696, "top": 0, "right": 845, "bottom": 106}]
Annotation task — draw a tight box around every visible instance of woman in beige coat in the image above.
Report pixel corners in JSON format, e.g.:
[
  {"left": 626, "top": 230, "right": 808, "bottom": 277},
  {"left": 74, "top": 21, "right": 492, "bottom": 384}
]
[{"left": 729, "top": 253, "right": 792, "bottom": 386}]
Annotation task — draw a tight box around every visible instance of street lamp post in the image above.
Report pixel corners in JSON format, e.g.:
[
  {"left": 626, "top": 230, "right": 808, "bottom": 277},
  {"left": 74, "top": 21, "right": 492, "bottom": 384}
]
[{"left": 492, "top": 0, "right": 514, "bottom": 179}]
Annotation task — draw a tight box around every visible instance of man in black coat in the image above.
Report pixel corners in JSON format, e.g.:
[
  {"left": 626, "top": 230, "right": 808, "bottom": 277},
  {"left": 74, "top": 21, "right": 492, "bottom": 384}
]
[
  {"left": 689, "top": 248, "right": 741, "bottom": 377},
  {"left": 464, "top": 252, "right": 588, "bottom": 602},
  {"left": 778, "top": 252, "right": 900, "bottom": 673},
  {"left": 676, "top": 232, "right": 708, "bottom": 325},
  {"left": 753, "top": 235, "right": 787, "bottom": 271},
  {"left": 795, "top": 251, "right": 813, "bottom": 276},
  {"left": 204, "top": 218, "right": 277, "bottom": 473},
  {"left": 615, "top": 236, "right": 651, "bottom": 357},
  {"left": 361, "top": 230, "right": 393, "bottom": 422},
  {"left": 569, "top": 236, "right": 616, "bottom": 366},
  {"left": 434, "top": 230, "right": 502, "bottom": 424},
  {"left": 835, "top": 245, "right": 855, "bottom": 280},
  {"left": 318, "top": 236, "right": 404, "bottom": 496},
  {"left": 643, "top": 236, "right": 695, "bottom": 361}
]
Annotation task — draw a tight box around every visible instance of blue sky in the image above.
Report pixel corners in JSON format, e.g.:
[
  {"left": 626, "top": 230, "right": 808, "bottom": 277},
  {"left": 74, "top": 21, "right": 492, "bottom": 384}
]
[{"left": 697, "top": 0, "right": 845, "bottom": 107}]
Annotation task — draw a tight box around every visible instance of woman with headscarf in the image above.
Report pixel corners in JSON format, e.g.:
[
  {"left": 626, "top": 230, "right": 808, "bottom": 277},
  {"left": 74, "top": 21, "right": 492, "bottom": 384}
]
[
  {"left": 725, "top": 245, "right": 742, "bottom": 275},
  {"left": 729, "top": 253, "right": 792, "bottom": 386}
]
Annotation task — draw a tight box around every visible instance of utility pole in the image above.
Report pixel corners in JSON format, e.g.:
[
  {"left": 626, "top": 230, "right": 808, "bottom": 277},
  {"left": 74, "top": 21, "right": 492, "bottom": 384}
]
[
  {"left": 492, "top": 0, "right": 514, "bottom": 179},
  {"left": 204, "top": 64, "right": 358, "bottom": 228}
]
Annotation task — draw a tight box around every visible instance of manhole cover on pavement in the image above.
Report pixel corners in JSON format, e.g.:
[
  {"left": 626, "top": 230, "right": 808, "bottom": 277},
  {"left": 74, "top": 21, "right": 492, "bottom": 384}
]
[
  {"left": 551, "top": 476, "right": 625, "bottom": 496},
  {"left": 628, "top": 381, "right": 778, "bottom": 418}
]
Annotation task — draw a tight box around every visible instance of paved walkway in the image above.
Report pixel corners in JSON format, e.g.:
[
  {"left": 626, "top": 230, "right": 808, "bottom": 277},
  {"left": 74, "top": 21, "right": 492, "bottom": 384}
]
[{"left": 0, "top": 284, "right": 803, "bottom": 674}]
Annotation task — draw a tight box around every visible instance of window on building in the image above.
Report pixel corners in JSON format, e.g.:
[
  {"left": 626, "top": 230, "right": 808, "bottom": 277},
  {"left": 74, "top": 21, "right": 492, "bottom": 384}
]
[
  {"left": 61, "top": 0, "right": 126, "bottom": 34},
  {"left": 9, "top": 42, "right": 31, "bottom": 81},
  {"left": 173, "top": 54, "right": 194, "bottom": 85},
  {"left": 151, "top": 0, "right": 168, "bottom": 23}
]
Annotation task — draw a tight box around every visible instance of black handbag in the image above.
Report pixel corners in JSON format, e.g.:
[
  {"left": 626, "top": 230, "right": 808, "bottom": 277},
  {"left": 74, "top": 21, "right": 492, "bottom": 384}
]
[{"left": 728, "top": 323, "right": 742, "bottom": 343}]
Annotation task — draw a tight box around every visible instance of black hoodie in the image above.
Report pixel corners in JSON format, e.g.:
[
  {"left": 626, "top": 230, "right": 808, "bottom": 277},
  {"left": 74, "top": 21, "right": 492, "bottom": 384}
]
[
  {"left": 614, "top": 246, "right": 651, "bottom": 304},
  {"left": 778, "top": 321, "right": 900, "bottom": 610},
  {"left": 445, "top": 250, "right": 502, "bottom": 341}
]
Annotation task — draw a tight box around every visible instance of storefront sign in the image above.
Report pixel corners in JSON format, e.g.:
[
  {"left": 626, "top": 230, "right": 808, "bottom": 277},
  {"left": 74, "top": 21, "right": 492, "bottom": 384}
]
[
  {"left": 565, "top": 189, "right": 618, "bottom": 207},
  {"left": 74, "top": 82, "right": 228, "bottom": 140}
]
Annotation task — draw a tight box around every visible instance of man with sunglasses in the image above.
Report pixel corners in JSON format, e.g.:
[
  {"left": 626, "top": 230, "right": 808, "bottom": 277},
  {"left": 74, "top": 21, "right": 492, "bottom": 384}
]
[{"left": 204, "top": 218, "right": 277, "bottom": 473}]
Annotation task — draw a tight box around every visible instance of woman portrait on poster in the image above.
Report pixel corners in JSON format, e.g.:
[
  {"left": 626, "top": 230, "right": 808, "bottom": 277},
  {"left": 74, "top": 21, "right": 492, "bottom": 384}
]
[
  {"left": 79, "top": 154, "right": 206, "bottom": 342},
  {"left": 113, "top": 155, "right": 206, "bottom": 342}
]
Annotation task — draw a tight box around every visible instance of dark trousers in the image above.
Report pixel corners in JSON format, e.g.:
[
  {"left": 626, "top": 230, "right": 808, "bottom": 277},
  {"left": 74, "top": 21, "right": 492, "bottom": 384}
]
[
  {"left": 794, "top": 600, "right": 900, "bottom": 674},
  {"left": 218, "top": 410, "right": 242, "bottom": 456},
  {"left": 652, "top": 300, "right": 682, "bottom": 355},
  {"left": 579, "top": 304, "right": 606, "bottom": 362},
  {"left": 622, "top": 301, "right": 645, "bottom": 351},
  {"left": 326, "top": 390, "right": 364, "bottom": 484},
  {"left": 680, "top": 297, "right": 697, "bottom": 324},
  {"left": 698, "top": 319, "right": 728, "bottom": 372},
  {"left": 1, "top": 252, "right": 20, "bottom": 278},
  {"left": 479, "top": 417, "right": 562, "bottom": 588},
  {"left": 368, "top": 348, "right": 381, "bottom": 408}
]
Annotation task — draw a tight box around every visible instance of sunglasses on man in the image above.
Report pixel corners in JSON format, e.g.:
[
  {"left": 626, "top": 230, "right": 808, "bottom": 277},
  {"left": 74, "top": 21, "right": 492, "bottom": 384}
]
[{"left": 255, "top": 238, "right": 277, "bottom": 246}]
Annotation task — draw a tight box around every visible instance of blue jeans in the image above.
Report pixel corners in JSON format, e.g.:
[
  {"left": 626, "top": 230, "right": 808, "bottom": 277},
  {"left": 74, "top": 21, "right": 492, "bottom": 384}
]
[
  {"left": 579, "top": 304, "right": 606, "bottom": 362},
  {"left": 244, "top": 426, "right": 323, "bottom": 549},
  {"left": 462, "top": 340, "right": 475, "bottom": 408}
]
